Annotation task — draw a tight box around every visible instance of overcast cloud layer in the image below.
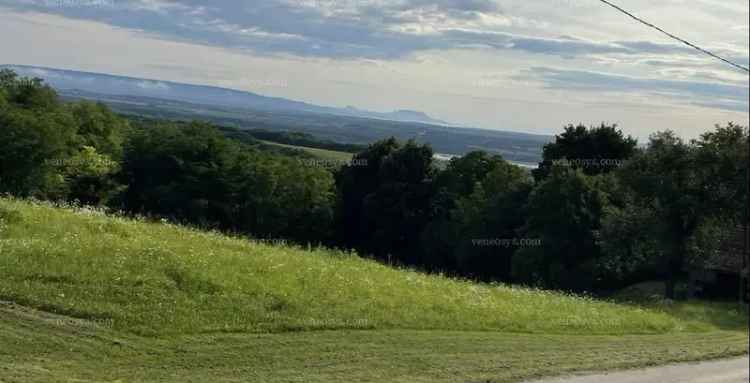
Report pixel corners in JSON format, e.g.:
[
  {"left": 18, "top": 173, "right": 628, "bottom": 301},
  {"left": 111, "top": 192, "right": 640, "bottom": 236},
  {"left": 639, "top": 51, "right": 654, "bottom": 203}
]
[{"left": 1, "top": 0, "right": 748, "bottom": 138}]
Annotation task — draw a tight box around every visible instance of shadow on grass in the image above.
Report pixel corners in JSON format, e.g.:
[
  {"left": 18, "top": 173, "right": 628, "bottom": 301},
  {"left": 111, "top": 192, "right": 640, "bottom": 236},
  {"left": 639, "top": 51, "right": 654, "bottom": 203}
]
[{"left": 605, "top": 281, "right": 748, "bottom": 332}]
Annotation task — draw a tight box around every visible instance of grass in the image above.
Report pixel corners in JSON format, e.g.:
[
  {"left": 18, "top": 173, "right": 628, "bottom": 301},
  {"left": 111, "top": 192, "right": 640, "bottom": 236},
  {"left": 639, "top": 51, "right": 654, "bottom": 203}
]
[
  {"left": 259, "top": 140, "right": 354, "bottom": 162},
  {"left": 2, "top": 303, "right": 746, "bottom": 383},
  {"left": 0, "top": 197, "right": 747, "bottom": 382}
]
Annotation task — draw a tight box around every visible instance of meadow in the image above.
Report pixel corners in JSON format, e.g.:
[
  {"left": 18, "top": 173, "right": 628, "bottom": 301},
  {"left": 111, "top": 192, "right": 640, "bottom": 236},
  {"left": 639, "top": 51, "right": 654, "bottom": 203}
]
[
  {"left": 259, "top": 140, "right": 355, "bottom": 163},
  {"left": 0, "top": 197, "right": 747, "bottom": 382}
]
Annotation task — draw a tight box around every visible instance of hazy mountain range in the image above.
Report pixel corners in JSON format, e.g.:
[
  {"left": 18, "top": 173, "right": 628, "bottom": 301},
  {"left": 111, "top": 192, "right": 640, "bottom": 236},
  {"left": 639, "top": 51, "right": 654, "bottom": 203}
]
[
  {"left": 2, "top": 64, "right": 551, "bottom": 165},
  {"left": 2, "top": 65, "right": 448, "bottom": 126}
]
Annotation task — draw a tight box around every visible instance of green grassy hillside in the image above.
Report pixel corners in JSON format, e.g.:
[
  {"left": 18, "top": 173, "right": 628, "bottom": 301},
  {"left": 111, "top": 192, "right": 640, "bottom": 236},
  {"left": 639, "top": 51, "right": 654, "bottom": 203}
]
[
  {"left": 0, "top": 197, "right": 747, "bottom": 382},
  {"left": 0, "top": 197, "right": 726, "bottom": 336}
]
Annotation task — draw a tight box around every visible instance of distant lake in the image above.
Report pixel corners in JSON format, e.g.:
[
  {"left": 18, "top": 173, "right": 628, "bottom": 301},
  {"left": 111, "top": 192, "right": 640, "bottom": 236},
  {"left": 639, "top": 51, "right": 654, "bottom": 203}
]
[
  {"left": 509, "top": 161, "right": 537, "bottom": 169},
  {"left": 434, "top": 153, "right": 537, "bottom": 169},
  {"left": 433, "top": 153, "right": 457, "bottom": 161}
]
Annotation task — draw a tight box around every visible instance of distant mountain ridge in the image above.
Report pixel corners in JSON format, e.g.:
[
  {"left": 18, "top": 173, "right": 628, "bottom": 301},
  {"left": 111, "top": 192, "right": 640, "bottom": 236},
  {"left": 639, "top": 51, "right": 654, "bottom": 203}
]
[
  {"left": 1, "top": 64, "right": 551, "bottom": 165},
  {"left": 1, "top": 64, "right": 449, "bottom": 126}
]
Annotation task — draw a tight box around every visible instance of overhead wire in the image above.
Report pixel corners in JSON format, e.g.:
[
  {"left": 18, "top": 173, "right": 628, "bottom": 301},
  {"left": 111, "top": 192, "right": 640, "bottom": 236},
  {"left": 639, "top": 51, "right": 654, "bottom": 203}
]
[{"left": 596, "top": 0, "right": 750, "bottom": 74}]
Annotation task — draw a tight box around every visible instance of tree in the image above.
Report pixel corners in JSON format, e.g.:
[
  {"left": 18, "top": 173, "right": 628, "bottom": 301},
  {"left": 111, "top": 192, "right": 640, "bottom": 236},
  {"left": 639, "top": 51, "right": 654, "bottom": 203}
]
[
  {"left": 417, "top": 152, "right": 531, "bottom": 277},
  {"left": 120, "top": 120, "right": 335, "bottom": 243},
  {"left": 603, "top": 125, "right": 748, "bottom": 298},
  {"left": 692, "top": 123, "right": 748, "bottom": 221},
  {"left": 227, "top": 149, "right": 335, "bottom": 243},
  {"left": 534, "top": 123, "right": 637, "bottom": 181},
  {"left": 334, "top": 138, "right": 437, "bottom": 265},
  {"left": 517, "top": 165, "right": 608, "bottom": 290},
  {"left": 120, "top": 121, "right": 240, "bottom": 224},
  {"left": 0, "top": 70, "right": 126, "bottom": 203},
  {"left": 61, "top": 146, "right": 123, "bottom": 206},
  {"left": 335, "top": 138, "right": 399, "bottom": 252},
  {"left": 0, "top": 70, "right": 58, "bottom": 110},
  {"left": 0, "top": 84, "right": 7, "bottom": 110},
  {"left": 436, "top": 151, "right": 508, "bottom": 196},
  {"left": 0, "top": 72, "right": 77, "bottom": 197},
  {"left": 69, "top": 101, "right": 127, "bottom": 159},
  {"left": 443, "top": 154, "right": 532, "bottom": 280},
  {"left": 615, "top": 131, "right": 701, "bottom": 298},
  {"left": 598, "top": 192, "right": 664, "bottom": 286}
]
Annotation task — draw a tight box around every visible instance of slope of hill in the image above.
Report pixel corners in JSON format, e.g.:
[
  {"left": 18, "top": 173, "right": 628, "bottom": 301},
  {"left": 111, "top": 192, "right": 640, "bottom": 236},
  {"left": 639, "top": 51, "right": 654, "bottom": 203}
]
[
  {"left": 0, "top": 198, "right": 747, "bottom": 382},
  {"left": 0, "top": 197, "right": 724, "bottom": 337}
]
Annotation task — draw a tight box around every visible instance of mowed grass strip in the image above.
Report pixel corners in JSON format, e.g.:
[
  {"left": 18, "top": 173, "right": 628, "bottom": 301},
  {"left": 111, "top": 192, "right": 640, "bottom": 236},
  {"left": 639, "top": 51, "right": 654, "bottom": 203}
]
[
  {"left": 1, "top": 197, "right": 744, "bottom": 337},
  {"left": 0, "top": 303, "right": 747, "bottom": 383},
  {"left": 259, "top": 140, "right": 354, "bottom": 162}
]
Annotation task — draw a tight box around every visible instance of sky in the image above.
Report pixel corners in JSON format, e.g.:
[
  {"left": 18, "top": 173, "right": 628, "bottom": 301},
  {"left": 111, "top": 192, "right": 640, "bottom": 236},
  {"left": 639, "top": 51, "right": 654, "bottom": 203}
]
[{"left": 0, "top": 0, "right": 748, "bottom": 139}]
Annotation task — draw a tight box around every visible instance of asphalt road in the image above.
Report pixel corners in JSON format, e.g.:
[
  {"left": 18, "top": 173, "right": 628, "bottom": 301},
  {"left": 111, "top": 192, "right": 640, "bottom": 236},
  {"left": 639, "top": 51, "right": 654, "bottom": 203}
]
[{"left": 526, "top": 357, "right": 749, "bottom": 383}]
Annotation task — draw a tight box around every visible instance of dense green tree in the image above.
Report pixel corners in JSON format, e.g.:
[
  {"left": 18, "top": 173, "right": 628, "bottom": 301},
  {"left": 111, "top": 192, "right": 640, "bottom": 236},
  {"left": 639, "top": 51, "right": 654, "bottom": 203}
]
[
  {"left": 516, "top": 165, "right": 608, "bottom": 290},
  {"left": 615, "top": 131, "right": 701, "bottom": 298},
  {"left": 437, "top": 153, "right": 532, "bottom": 280},
  {"left": 335, "top": 138, "right": 436, "bottom": 264},
  {"left": 0, "top": 70, "right": 126, "bottom": 203},
  {"left": 602, "top": 125, "right": 748, "bottom": 298},
  {"left": 61, "top": 102, "right": 128, "bottom": 205},
  {"left": 0, "top": 70, "right": 58, "bottom": 110},
  {"left": 120, "top": 121, "right": 241, "bottom": 225},
  {"left": 534, "top": 123, "right": 637, "bottom": 181},
  {"left": 436, "top": 151, "right": 507, "bottom": 196},
  {"left": 69, "top": 101, "right": 127, "bottom": 158},
  {"left": 120, "top": 121, "right": 334, "bottom": 243},
  {"left": 0, "top": 107, "right": 74, "bottom": 196},
  {"left": 597, "top": 194, "right": 664, "bottom": 286},
  {"left": 60, "top": 146, "right": 123, "bottom": 206},
  {"left": 0, "top": 72, "right": 77, "bottom": 197},
  {"left": 692, "top": 123, "right": 749, "bottom": 221},
  {"left": 335, "top": 138, "right": 399, "bottom": 251},
  {"left": 227, "top": 149, "right": 335, "bottom": 243},
  {"left": 0, "top": 85, "right": 7, "bottom": 110},
  {"left": 420, "top": 152, "right": 512, "bottom": 273}
]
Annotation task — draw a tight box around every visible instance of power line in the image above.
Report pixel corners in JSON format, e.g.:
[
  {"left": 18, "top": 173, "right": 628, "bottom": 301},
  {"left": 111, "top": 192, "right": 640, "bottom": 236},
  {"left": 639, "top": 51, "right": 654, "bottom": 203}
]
[{"left": 597, "top": 0, "right": 750, "bottom": 74}]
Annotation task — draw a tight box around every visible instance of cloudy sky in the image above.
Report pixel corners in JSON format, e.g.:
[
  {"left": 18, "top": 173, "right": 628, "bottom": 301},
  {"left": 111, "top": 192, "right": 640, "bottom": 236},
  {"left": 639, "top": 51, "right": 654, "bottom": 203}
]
[{"left": 1, "top": 0, "right": 748, "bottom": 139}]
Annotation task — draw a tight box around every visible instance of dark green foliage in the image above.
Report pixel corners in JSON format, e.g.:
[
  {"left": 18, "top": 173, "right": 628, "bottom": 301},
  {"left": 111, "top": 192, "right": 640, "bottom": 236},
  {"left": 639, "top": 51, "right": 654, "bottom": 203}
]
[
  {"left": 517, "top": 165, "right": 608, "bottom": 290},
  {"left": 534, "top": 123, "right": 637, "bottom": 181},
  {"left": 119, "top": 121, "right": 235, "bottom": 224},
  {"left": 335, "top": 138, "right": 436, "bottom": 264},
  {"left": 0, "top": 69, "right": 58, "bottom": 110},
  {"left": 598, "top": 197, "right": 664, "bottom": 285},
  {"left": 69, "top": 101, "right": 126, "bottom": 158},
  {"left": 225, "top": 145, "right": 335, "bottom": 242},
  {"left": 64, "top": 102, "right": 128, "bottom": 204},
  {"left": 0, "top": 70, "right": 77, "bottom": 197},
  {"left": 127, "top": 117, "right": 315, "bottom": 159},
  {"left": 601, "top": 126, "right": 748, "bottom": 298},
  {"left": 429, "top": 151, "right": 532, "bottom": 280},
  {"left": 0, "top": 70, "right": 125, "bottom": 203},
  {"left": 119, "top": 121, "right": 334, "bottom": 243},
  {"left": 692, "top": 123, "right": 749, "bottom": 221}
]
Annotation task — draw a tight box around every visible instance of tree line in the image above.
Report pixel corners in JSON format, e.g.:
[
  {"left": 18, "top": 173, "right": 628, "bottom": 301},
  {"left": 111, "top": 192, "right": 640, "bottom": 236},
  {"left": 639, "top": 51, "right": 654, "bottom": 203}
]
[{"left": 1, "top": 70, "right": 747, "bottom": 297}]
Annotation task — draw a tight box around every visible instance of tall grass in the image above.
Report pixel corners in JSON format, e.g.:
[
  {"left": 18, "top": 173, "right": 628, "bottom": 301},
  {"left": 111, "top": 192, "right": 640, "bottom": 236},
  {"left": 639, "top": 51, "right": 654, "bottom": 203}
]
[{"left": 0, "top": 197, "right": 733, "bottom": 336}]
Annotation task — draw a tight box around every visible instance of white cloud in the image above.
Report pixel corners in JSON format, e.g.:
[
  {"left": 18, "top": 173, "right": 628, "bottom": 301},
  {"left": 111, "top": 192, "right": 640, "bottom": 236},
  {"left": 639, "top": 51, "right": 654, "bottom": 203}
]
[{"left": 0, "top": 0, "right": 747, "bottom": 140}]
